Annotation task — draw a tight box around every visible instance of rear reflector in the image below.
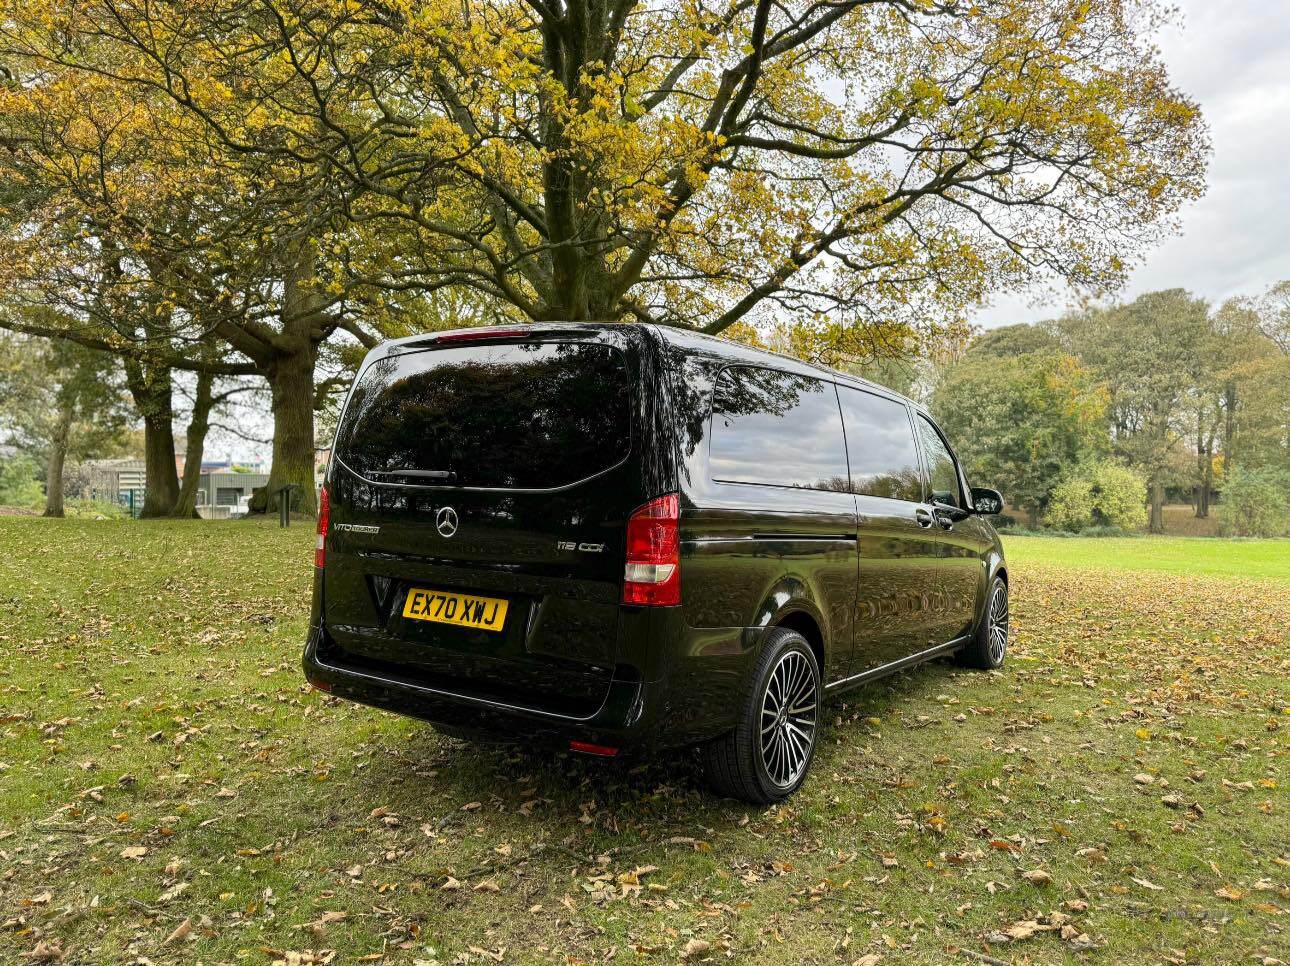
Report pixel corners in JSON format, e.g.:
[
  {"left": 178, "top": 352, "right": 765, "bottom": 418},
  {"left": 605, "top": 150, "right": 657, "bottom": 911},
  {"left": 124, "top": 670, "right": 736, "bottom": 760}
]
[
  {"left": 309, "top": 678, "right": 332, "bottom": 693},
  {"left": 622, "top": 492, "right": 680, "bottom": 606},
  {"left": 569, "top": 740, "right": 619, "bottom": 757},
  {"left": 315, "top": 485, "right": 330, "bottom": 568}
]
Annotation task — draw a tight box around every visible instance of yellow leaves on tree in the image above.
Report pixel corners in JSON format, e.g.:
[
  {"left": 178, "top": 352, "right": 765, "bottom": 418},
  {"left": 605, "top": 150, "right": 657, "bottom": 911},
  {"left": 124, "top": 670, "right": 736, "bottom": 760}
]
[{"left": 1, "top": 0, "right": 1208, "bottom": 358}]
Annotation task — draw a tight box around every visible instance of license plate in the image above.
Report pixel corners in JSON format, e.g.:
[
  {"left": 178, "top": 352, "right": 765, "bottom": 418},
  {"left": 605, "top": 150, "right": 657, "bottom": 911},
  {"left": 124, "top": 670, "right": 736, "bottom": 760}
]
[{"left": 402, "top": 588, "right": 509, "bottom": 632}]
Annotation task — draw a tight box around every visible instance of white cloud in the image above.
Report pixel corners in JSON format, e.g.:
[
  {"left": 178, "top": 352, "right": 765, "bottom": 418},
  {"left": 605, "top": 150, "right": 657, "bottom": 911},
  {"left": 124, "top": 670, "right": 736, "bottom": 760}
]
[{"left": 972, "top": 0, "right": 1290, "bottom": 329}]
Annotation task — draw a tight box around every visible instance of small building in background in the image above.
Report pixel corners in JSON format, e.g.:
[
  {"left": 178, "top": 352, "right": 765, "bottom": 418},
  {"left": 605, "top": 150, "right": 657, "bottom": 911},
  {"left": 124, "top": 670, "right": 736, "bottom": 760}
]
[
  {"left": 84, "top": 458, "right": 148, "bottom": 513},
  {"left": 83, "top": 458, "right": 268, "bottom": 516},
  {"left": 195, "top": 469, "right": 269, "bottom": 509}
]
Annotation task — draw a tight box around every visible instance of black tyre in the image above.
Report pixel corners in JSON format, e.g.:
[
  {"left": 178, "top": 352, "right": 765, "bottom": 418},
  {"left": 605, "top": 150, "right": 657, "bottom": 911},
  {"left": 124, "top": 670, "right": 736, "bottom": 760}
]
[
  {"left": 957, "top": 575, "right": 1009, "bottom": 669},
  {"left": 702, "top": 627, "right": 821, "bottom": 803}
]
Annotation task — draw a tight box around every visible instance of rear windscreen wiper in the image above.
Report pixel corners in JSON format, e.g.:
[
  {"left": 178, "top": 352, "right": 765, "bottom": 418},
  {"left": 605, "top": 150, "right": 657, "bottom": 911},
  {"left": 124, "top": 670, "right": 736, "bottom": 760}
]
[{"left": 371, "top": 468, "right": 458, "bottom": 482}]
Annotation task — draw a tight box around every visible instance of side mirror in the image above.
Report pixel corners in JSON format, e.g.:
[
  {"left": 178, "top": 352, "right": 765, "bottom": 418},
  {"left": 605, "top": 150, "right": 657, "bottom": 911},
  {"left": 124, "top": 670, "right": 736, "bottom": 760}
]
[{"left": 970, "top": 487, "right": 1004, "bottom": 515}]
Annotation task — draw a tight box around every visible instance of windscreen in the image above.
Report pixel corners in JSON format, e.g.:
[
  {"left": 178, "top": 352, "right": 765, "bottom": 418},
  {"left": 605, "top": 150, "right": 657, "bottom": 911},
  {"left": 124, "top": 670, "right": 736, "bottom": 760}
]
[{"left": 335, "top": 340, "right": 632, "bottom": 490}]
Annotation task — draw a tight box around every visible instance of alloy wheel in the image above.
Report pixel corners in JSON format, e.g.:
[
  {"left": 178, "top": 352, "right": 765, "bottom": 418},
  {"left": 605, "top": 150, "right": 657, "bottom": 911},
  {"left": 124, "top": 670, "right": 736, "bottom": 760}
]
[
  {"left": 988, "top": 582, "right": 1009, "bottom": 665},
  {"left": 759, "top": 649, "right": 818, "bottom": 788}
]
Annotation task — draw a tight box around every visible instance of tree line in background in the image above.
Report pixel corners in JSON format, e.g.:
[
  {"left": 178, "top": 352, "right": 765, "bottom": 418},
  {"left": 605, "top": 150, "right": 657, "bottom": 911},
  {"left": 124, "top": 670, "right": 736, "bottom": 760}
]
[
  {"left": 929, "top": 286, "right": 1290, "bottom": 537},
  {"left": 0, "top": 0, "right": 1208, "bottom": 517}
]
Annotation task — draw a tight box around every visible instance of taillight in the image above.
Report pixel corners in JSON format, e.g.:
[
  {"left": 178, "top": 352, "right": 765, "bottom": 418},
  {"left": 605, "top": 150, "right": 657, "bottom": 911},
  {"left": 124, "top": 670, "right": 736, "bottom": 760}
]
[
  {"left": 622, "top": 493, "right": 680, "bottom": 606},
  {"left": 315, "top": 486, "right": 330, "bottom": 568}
]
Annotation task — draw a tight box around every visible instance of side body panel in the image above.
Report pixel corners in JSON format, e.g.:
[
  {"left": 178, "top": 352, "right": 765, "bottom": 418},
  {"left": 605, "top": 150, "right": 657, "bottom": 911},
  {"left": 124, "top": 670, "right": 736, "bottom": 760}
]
[
  {"left": 851, "top": 493, "right": 945, "bottom": 671},
  {"left": 909, "top": 412, "right": 990, "bottom": 648},
  {"left": 670, "top": 349, "right": 859, "bottom": 690}
]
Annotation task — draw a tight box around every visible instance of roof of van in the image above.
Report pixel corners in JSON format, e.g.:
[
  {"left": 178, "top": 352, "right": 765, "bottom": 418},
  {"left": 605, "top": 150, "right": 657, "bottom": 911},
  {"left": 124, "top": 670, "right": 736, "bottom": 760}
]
[
  {"left": 643, "top": 323, "right": 924, "bottom": 410},
  {"left": 376, "top": 321, "right": 925, "bottom": 412}
]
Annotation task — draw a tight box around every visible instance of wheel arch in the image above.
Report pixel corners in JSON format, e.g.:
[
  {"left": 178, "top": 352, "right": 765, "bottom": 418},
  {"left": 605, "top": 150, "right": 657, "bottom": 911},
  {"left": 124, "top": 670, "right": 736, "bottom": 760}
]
[
  {"left": 772, "top": 609, "right": 826, "bottom": 677},
  {"left": 975, "top": 550, "right": 1008, "bottom": 635}
]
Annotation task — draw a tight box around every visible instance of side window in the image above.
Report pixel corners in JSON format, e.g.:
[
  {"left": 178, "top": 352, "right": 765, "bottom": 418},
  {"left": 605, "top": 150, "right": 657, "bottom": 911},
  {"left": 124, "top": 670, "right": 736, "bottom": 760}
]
[
  {"left": 709, "top": 367, "right": 849, "bottom": 491},
  {"left": 836, "top": 386, "right": 924, "bottom": 502},
  {"left": 916, "top": 415, "right": 964, "bottom": 510}
]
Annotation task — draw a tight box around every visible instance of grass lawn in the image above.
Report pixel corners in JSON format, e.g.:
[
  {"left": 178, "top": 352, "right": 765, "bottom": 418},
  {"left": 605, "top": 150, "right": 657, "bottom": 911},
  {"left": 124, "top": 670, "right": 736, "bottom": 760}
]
[
  {"left": 1004, "top": 534, "right": 1290, "bottom": 582},
  {"left": 0, "top": 519, "right": 1285, "bottom": 965}
]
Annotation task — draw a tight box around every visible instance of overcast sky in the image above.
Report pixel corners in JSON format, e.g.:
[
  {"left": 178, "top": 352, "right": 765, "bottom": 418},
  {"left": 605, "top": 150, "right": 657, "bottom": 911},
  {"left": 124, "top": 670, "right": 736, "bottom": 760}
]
[{"left": 972, "top": 0, "right": 1290, "bottom": 330}]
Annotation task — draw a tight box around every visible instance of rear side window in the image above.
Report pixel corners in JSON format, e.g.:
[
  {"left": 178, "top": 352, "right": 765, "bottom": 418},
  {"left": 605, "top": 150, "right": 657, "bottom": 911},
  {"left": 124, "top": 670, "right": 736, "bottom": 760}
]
[
  {"left": 837, "top": 386, "right": 923, "bottom": 502},
  {"left": 916, "top": 414, "right": 964, "bottom": 509},
  {"left": 708, "top": 366, "right": 849, "bottom": 491},
  {"left": 335, "top": 341, "right": 631, "bottom": 490}
]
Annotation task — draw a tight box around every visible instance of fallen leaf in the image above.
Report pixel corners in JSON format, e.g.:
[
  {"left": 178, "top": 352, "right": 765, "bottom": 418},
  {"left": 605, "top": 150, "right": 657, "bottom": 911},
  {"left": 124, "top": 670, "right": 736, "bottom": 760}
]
[
  {"left": 163, "top": 918, "right": 192, "bottom": 946},
  {"left": 680, "top": 938, "right": 710, "bottom": 959}
]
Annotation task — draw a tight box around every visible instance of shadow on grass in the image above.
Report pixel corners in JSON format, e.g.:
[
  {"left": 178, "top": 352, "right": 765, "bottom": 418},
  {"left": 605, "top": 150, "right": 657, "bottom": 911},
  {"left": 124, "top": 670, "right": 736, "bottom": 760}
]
[{"left": 341, "top": 654, "right": 968, "bottom": 838}]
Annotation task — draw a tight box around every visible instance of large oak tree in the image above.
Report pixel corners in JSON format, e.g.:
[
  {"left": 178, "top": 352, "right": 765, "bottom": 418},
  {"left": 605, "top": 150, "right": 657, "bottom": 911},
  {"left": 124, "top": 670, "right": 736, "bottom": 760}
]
[
  {"left": 3, "top": 0, "right": 1209, "bottom": 517},
  {"left": 6, "top": 0, "right": 1208, "bottom": 334}
]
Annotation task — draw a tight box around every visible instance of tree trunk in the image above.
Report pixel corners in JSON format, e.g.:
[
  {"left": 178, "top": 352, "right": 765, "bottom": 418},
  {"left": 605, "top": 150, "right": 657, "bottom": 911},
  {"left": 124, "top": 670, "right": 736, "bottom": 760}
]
[
  {"left": 1199, "top": 444, "right": 1212, "bottom": 518},
  {"left": 1195, "top": 408, "right": 1207, "bottom": 519},
  {"left": 173, "top": 371, "right": 215, "bottom": 518},
  {"left": 1149, "top": 479, "right": 1165, "bottom": 534},
  {"left": 263, "top": 344, "right": 319, "bottom": 517},
  {"left": 141, "top": 411, "right": 180, "bottom": 517},
  {"left": 42, "top": 402, "right": 73, "bottom": 518},
  {"left": 1222, "top": 380, "right": 1237, "bottom": 473},
  {"left": 124, "top": 360, "right": 180, "bottom": 517}
]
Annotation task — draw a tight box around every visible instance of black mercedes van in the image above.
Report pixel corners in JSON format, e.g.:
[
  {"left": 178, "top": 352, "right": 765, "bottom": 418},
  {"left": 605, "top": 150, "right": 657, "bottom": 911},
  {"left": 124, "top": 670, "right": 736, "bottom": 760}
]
[{"left": 304, "top": 322, "right": 1008, "bottom": 802}]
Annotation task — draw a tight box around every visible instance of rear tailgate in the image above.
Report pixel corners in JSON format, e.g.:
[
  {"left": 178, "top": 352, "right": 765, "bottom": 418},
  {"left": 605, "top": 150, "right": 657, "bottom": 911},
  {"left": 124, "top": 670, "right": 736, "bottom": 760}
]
[{"left": 321, "top": 328, "right": 655, "bottom": 714}]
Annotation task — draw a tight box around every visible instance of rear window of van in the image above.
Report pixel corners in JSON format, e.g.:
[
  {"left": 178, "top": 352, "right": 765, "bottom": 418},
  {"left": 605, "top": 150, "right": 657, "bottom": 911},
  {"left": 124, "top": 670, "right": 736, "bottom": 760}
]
[{"left": 335, "top": 341, "right": 631, "bottom": 490}]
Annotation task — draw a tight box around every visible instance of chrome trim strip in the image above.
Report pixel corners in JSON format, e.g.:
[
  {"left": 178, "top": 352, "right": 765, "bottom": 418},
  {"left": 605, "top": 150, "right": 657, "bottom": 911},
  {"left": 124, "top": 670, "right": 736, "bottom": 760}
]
[
  {"left": 686, "top": 534, "right": 857, "bottom": 545},
  {"left": 825, "top": 636, "right": 967, "bottom": 691}
]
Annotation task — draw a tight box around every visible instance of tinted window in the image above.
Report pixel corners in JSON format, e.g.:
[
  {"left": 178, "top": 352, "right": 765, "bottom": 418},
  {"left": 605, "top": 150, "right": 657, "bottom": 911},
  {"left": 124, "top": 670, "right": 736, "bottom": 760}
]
[
  {"left": 336, "top": 341, "right": 631, "bottom": 489},
  {"left": 916, "top": 415, "right": 963, "bottom": 509},
  {"left": 837, "top": 387, "right": 923, "bottom": 501},
  {"left": 709, "top": 367, "right": 849, "bottom": 490}
]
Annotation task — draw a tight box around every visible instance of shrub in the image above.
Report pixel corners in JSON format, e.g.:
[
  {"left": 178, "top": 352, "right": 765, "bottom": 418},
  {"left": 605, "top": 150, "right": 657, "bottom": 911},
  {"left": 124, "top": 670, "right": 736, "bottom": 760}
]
[
  {"left": 1219, "top": 467, "right": 1290, "bottom": 538},
  {"left": 1087, "top": 462, "right": 1149, "bottom": 530},
  {"left": 0, "top": 456, "right": 43, "bottom": 507},
  {"left": 61, "top": 498, "right": 131, "bottom": 520},
  {"left": 1046, "top": 461, "right": 1147, "bottom": 532},
  {"left": 1046, "top": 477, "right": 1095, "bottom": 532}
]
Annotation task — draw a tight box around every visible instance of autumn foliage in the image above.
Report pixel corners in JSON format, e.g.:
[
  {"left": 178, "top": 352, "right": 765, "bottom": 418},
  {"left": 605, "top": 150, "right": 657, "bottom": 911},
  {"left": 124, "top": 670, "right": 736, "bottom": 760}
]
[{"left": 0, "top": 0, "right": 1209, "bottom": 512}]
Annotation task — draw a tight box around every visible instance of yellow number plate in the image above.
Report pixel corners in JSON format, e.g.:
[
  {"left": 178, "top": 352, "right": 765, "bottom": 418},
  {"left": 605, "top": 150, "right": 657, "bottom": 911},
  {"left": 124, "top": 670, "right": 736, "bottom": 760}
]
[{"left": 402, "top": 588, "right": 509, "bottom": 632}]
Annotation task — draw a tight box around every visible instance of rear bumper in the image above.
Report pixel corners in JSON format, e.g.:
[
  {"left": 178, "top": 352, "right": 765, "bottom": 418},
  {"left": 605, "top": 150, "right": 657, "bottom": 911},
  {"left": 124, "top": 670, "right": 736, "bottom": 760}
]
[{"left": 302, "top": 622, "right": 687, "bottom": 751}]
